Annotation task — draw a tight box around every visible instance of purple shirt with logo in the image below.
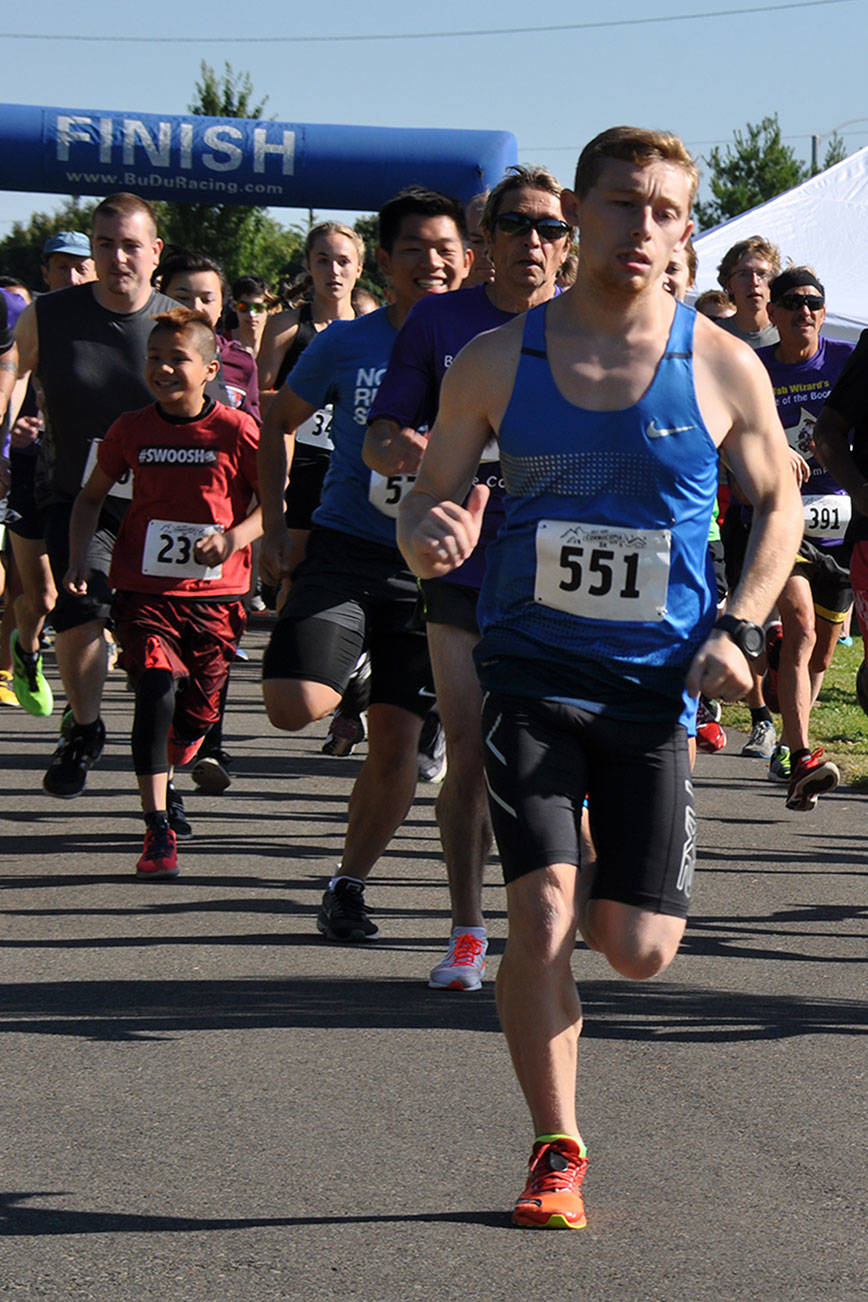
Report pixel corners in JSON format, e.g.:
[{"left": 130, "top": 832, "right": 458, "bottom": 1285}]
[
  {"left": 369, "top": 283, "right": 519, "bottom": 590},
  {"left": 757, "top": 336, "right": 854, "bottom": 546}
]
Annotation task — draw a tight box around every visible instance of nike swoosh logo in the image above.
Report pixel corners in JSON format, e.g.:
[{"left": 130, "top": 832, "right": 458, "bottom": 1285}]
[{"left": 647, "top": 421, "right": 697, "bottom": 439}]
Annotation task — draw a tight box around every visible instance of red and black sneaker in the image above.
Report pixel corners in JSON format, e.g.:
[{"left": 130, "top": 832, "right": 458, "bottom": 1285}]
[
  {"left": 512, "top": 1137, "right": 588, "bottom": 1230},
  {"left": 696, "top": 699, "right": 726, "bottom": 753},
  {"left": 136, "top": 824, "right": 179, "bottom": 878},
  {"left": 786, "top": 747, "right": 840, "bottom": 812}
]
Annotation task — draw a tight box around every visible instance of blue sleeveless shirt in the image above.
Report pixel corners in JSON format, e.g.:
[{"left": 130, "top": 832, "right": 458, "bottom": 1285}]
[{"left": 475, "top": 300, "right": 719, "bottom": 727}]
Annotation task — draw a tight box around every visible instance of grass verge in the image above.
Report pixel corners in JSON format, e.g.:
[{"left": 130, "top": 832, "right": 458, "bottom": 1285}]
[{"left": 720, "top": 636, "right": 868, "bottom": 789}]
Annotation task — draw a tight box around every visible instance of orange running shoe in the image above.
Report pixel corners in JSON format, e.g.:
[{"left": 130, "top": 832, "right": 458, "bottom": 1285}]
[{"left": 512, "top": 1137, "right": 588, "bottom": 1230}]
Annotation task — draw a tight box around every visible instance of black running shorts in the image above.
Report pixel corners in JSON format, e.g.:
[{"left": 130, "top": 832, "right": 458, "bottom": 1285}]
[
  {"left": 481, "top": 690, "right": 696, "bottom": 917},
  {"left": 793, "top": 538, "right": 853, "bottom": 623},
  {"left": 419, "top": 576, "right": 481, "bottom": 635},
  {"left": 262, "top": 526, "right": 433, "bottom": 717},
  {"left": 44, "top": 499, "right": 117, "bottom": 632}
]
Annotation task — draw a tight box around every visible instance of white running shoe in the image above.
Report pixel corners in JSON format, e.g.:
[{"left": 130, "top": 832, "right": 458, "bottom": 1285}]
[
  {"left": 428, "top": 932, "right": 488, "bottom": 991},
  {"left": 741, "top": 718, "right": 776, "bottom": 758}
]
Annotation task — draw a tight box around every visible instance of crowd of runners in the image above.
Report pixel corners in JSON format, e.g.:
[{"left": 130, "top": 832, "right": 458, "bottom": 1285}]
[{"left": 1, "top": 124, "right": 866, "bottom": 1232}]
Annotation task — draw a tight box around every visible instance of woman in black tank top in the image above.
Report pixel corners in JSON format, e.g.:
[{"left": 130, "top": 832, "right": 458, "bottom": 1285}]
[{"left": 257, "top": 222, "right": 367, "bottom": 409}]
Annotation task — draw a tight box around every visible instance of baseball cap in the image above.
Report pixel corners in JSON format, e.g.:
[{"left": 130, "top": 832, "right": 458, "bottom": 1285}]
[{"left": 42, "top": 231, "right": 92, "bottom": 259}]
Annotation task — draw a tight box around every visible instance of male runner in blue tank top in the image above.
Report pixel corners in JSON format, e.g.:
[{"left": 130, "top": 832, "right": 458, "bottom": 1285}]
[
  {"left": 399, "top": 126, "right": 802, "bottom": 1231},
  {"left": 365, "top": 165, "right": 572, "bottom": 992}
]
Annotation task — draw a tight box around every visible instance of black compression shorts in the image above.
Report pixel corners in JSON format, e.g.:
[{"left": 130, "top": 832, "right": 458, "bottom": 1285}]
[{"left": 481, "top": 690, "right": 696, "bottom": 917}]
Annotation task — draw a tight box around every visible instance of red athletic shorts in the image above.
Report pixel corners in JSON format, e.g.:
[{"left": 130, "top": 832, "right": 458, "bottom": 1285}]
[{"left": 112, "top": 592, "right": 246, "bottom": 737}]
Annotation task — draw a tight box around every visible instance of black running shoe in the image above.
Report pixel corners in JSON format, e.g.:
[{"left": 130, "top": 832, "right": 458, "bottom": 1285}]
[
  {"left": 43, "top": 718, "right": 106, "bottom": 798},
  {"left": 166, "top": 782, "right": 193, "bottom": 840},
  {"left": 316, "top": 879, "right": 379, "bottom": 942},
  {"left": 191, "top": 748, "right": 232, "bottom": 794}
]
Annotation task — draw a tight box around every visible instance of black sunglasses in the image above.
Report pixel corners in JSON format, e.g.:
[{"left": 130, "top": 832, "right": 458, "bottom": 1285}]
[
  {"left": 494, "top": 213, "right": 571, "bottom": 242},
  {"left": 777, "top": 293, "right": 824, "bottom": 312}
]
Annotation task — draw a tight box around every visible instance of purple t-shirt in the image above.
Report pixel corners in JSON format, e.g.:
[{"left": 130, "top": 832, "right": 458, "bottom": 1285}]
[
  {"left": 757, "top": 336, "right": 854, "bottom": 546},
  {"left": 1, "top": 289, "right": 28, "bottom": 459},
  {"left": 369, "top": 283, "right": 518, "bottom": 590}
]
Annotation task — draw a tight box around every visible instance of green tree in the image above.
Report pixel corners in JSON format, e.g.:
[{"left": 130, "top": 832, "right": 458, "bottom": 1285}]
[
  {"left": 815, "top": 131, "right": 848, "bottom": 173},
  {"left": 694, "top": 114, "right": 808, "bottom": 230},
  {"left": 157, "top": 61, "right": 304, "bottom": 285},
  {"left": 0, "top": 197, "right": 98, "bottom": 292}
]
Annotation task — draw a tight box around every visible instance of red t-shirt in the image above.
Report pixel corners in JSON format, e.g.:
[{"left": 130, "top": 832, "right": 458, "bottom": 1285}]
[{"left": 98, "top": 401, "right": 259, "bottom": 598}]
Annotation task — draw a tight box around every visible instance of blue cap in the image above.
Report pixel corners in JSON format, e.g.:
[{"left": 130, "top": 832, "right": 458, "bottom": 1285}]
[{"left": 42, "top": 231, "right": 91, "bottom": 259}]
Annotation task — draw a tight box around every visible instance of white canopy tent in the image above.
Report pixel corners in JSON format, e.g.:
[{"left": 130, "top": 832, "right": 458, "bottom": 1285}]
[{"left": 692, "top": 146, "right": 868, "bottom": 341}]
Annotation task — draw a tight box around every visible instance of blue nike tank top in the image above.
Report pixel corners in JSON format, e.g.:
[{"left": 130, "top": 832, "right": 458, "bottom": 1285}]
[{"left": 475, "top": 300, "right": 719, "bottom": 727}]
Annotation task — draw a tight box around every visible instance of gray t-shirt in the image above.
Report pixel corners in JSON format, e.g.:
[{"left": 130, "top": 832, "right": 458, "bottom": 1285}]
[
  {"left": 717, "top": 314, "right": 779, "bottom": 351},
  {"left": 34, "top": 283, "right": 178, "bottom": 509}
]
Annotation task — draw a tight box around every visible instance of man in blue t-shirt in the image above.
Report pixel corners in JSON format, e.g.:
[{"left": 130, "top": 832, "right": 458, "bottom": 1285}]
[
  {"left": 364, "top": 165, "right": 572, "bottom": 992},
  {"left": 756, "top": 267, "right": 854, "bottom": 809},
  {"left": 258, "top": 188, "right": 470, "bottom": 945}
]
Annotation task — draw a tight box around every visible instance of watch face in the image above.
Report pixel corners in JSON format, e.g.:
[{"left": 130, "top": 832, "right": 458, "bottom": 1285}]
[{"left": 742, "top": 624, "right": 764, "bottom": 657}]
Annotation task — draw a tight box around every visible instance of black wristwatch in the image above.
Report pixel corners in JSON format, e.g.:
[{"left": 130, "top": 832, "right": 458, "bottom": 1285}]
[{"left": 713, "top": 614, "right": 765, "bottom": 661}]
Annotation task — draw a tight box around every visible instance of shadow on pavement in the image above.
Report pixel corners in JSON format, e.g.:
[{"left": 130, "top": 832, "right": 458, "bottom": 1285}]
[
  {"left": 0, "top": 977, "right": 864, "bottom": 1043},
  {"left": 1, "top": 1190, "right": 508, "bottom": 1236}
]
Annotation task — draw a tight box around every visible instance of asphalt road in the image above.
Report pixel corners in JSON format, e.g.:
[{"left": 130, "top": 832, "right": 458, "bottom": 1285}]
[{"left": 1, "top": 622, "right": 865, "bottom": 1300}]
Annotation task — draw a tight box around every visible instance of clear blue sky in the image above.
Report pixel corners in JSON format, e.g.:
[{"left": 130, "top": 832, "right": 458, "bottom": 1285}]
[{"left": 1, "top": 0, "right": 865, "bottom": 243}]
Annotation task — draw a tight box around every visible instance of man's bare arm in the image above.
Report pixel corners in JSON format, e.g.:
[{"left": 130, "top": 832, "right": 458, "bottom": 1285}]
[
  {"left": 363, "top": 418, "right": 428, "bottom": 475},
  {"left": 13, "top": 302, "right": 38, "bottom": 375},
  {"left": 687, "top": 341, "right": 803, "bottom": 699},
  {"left": 813, "top": 406, "right": 868, "bottom": 517},
  {"left": 0, "top": 342, "right": 17, "bottom": 425}
]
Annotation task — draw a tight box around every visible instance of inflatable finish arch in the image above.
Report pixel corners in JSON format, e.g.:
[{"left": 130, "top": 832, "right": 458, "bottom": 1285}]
[{"left": 0, "top": 104, "right": 518, "bottom": 209}]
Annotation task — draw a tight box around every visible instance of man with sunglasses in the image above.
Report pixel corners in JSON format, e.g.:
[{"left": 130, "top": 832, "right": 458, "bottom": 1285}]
[
  {"left": 398, "top": 126, "right": 801, "bottom": 1229},
  {"left": 230, "top": 276, "right": 271, "bottom": 359},
  {"left": 755, "top": 267, "right": 854, "bottom": 808},
  {"left": 365, "top": 165, "right": 572, "bottom": 992}
]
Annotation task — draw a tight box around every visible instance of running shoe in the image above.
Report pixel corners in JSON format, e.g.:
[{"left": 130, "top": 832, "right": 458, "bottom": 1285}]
[
  {"left": 10, "top": 630, "right": 54, "bottom": 717},
  {"left": 768, "top": 744, "right": 791, "bottom": 783},
  {"left": 191, "top": 748, "right": 233, "bottom": 794},
  {"left": 43, "top": 718, "right": 106, "bottom": 798},
  {"left": 166, "top": 782, "right": 193, "bottom": 840},
  {"left": 696, "top": 699, "right": 726, "bottom": 753},
  {"left": 136, "top": 823, "right": 179, "bottom": 878},
  {"left": 316, "top": 878, "right": 378, "bottom": 942},
  {"left": 700, "top": 694, "right": 722, "bottom": 722},
  {"left": 417, "top": 710, "right": 447, "bottom": 782},
  {"left": 786, "top": 748, "right": 840, "bottom": 812},
  {"left": 741, "top": 718, "right": 776, "bottom": 758},
  {"left": 428, "top": 932, "right": 487, "bottom": 990},
  {"left": 0, "top": 669, "right": 20, "bottom": 707},
  {"left": 322, "top": 709, "right": 366, "bottom": 757},
  {"left": 512, "top": 1137, "right": 588, "bottom": 1230}
]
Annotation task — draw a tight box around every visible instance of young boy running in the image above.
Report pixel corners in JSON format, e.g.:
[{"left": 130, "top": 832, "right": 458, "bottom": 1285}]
[{"left": 64, "top": 307, "right": 261, "bottom": 877}]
